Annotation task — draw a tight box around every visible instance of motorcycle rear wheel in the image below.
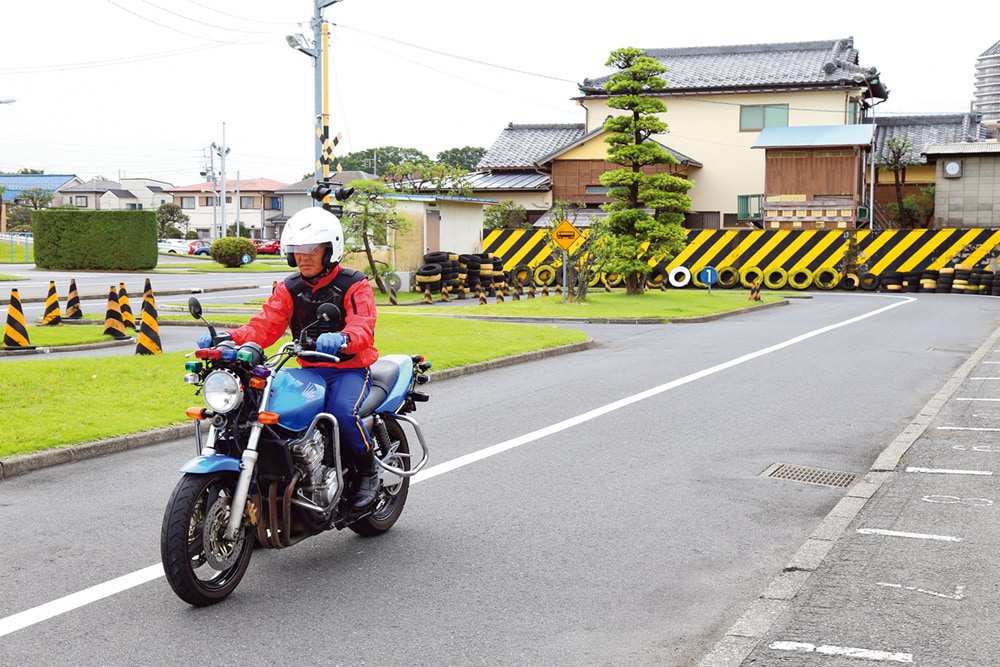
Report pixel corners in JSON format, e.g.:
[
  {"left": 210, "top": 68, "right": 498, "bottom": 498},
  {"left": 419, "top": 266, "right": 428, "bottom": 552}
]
[
  {"left": 350, "top": 417, "right": 410, "bottom": 536},
  {"left": 160, "top": 471, "right": 254, "bottom": 606}
]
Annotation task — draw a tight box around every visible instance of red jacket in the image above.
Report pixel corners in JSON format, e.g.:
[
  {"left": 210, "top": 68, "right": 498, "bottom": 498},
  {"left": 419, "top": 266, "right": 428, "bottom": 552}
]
[{"left": 229, "top": 266, "right": 378, "bottom": 369}]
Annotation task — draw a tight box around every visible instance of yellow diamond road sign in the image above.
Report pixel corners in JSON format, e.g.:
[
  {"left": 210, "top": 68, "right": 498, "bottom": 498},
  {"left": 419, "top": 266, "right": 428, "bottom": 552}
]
[{"left": 551, "top": 220, "right": 581, "bottom": 251}]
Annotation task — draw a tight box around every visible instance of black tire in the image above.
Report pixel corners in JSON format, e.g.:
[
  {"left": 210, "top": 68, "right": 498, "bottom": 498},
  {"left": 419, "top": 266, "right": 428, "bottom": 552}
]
[
  {"left": 160, "top": 472, "right": 254, "bottom": 607},
  {"left": 350, "top": 418, "right": 410, "bottom": 536}
]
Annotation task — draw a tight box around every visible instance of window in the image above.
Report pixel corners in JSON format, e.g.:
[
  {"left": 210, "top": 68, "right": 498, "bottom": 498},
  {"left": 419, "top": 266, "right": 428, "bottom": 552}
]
[
  {"left": 75, "top": 196, "right": 88, "bottom": 207},
  {"left": 585, "top": 185, "right": 610, "bottom": 195},
  {"left": 240, "top": 196, "right": 254, "bottom": 209},
  {"left": 125, "top": 203, "right": 142, "bottom": 210},
  {"left": 180, "top": 197, "right": 195, "bottom": 209},
  {"left": 269, "top": 197, "right": 281, "bottom": 210},
  {"left": 740, "top": 104, "right": 789, "bottom": 131}
]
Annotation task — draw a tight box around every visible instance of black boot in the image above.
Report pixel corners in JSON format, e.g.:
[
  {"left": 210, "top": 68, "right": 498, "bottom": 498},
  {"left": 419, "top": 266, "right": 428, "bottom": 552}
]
[{"left": 349, "top": 449, "right": 379, "bottom": 511}]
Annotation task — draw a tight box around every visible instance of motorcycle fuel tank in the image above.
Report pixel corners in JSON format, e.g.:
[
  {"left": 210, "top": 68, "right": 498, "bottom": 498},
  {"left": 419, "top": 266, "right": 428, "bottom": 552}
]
[{"left": 268, "top": 368, "right": 327, "bottom": 431}]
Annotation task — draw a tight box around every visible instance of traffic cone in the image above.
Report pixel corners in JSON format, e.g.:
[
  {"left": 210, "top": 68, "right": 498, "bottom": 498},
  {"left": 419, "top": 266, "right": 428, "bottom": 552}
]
[
  {"left": 528, "top": 283, "right": 536, "bottom": 299},
  {"left": 135, "top": 280, "right": 162, "bottom": 355},
  {"left": 456, "top": 284, "right": 466, "bottom": 300},
  {"left": 423, "top": 287, "right": 433, "bottom": 304},
  {"left": 103, "top": 286, "right": 129, "bottom": 340},
  {"left": 541, "top": 285, "right": 549, "bottom": 297},
  {"left": 3, "top": 289, "right": 35, "bottom": 349},
  {"left": 118, "top": 283, "right": 135, "bottom": 331},
  {"left": 389, "top": 285, "right": 398, "bottom": 306},
  {"left": 749, "top": 279, "right": 762, "bottom": 302},
  {"left": 65, "top": 279, "right": 83, "bottom": 319},
  {"left": 40, "top": 281, "right": 62, "bottom": 326}
]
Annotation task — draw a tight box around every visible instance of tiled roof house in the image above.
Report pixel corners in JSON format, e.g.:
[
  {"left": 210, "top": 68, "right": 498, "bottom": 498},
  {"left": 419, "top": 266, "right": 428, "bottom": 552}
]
[{"left": 572, "top": 38, "right": 887, "bottom": 228}]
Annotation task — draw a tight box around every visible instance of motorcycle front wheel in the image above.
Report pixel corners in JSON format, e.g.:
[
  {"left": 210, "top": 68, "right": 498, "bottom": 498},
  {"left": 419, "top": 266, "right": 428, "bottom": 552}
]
[
  {"left": 350, "top": 417, "right": 410, "bottom": 536},
  {"left": 160, "top": 471, "right": 254, "bottom": 606}
]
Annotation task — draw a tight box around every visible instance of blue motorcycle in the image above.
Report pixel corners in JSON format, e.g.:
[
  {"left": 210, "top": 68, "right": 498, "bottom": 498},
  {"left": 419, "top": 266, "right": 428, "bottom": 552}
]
[{"left": 160, "top": 297, "right": 430, "bottom": 606}]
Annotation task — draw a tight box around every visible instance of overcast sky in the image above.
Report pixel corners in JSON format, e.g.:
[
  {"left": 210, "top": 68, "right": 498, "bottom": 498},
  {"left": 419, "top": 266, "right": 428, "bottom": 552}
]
[{"left": 1, "top": 1, "right": 995, "bottom": 187}]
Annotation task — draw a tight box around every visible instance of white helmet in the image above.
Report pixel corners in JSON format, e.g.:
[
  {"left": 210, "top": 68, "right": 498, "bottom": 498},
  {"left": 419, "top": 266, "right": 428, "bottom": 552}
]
[{"left": 281, "top": 206, "right": 344, "bottom": 269}]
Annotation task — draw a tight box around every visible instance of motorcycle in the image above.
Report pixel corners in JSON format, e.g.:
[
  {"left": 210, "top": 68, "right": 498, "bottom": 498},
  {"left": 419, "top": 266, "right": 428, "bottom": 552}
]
[{"left": 160, "top": 297, "right": 431, "bottom": 606}]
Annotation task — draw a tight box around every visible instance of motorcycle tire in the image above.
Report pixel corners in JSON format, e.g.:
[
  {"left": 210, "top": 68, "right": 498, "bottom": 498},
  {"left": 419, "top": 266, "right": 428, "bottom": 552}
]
[
  {"left": 350, "top": 417, "right": 411, "bottom": 537},
  {"left": 160, "top": 471, "right": 254, "bottom": 606}
]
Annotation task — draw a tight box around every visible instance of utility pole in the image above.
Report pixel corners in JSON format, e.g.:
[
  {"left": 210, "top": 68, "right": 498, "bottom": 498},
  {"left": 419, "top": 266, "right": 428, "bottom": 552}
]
[
  {"left": 287, "top": 1, "right": 343, "bottom": 206},
  {"left": 212, "top": 124, "right": 230, "bottom": 239}
]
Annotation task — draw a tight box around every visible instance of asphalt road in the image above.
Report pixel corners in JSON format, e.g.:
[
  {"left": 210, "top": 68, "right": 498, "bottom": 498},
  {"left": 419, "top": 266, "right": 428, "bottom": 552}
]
[{"left": 2, "top": 282, "right": 1000, "bottom": 665}]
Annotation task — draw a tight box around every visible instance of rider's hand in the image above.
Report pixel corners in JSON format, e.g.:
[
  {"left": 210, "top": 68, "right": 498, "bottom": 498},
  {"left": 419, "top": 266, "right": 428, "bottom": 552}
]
[
  {"left": 316, "top": 332, "right": 346, "bottom": 355},
  {"left": 196, "top": 332, "right": 213, "bottom": 349}
]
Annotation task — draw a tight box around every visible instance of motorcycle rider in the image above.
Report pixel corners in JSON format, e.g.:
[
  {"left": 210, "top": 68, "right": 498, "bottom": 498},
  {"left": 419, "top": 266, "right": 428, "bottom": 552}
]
[{"left": 196, "top": 206, "right": 380, "bottom": 511}]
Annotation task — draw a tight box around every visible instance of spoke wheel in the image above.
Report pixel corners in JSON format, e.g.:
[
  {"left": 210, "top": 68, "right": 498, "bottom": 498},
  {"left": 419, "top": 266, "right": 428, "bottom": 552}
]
[{"left": 160, "top": 472, "right": 254, "bottom": 606}]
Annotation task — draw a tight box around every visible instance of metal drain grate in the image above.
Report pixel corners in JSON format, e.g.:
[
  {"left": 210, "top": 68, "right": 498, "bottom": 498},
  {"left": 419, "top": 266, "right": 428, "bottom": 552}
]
[{"left": 761, "top": 463, "right": 860, "bottom": 488}]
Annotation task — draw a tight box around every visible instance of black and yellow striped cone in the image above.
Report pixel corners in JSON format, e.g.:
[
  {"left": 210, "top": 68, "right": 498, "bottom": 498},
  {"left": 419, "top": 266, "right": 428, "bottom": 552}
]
[
  {"left": 389, "top": 286, "right": 398, "bottom": 306},
  {"left": 749, "top": 280, "right": 762, "bottom": 302},
  {"left": 3, "top": 289, "right": 35, "bottom": 349},
  {"left": 528, "top": 283, "right": 536, "bottom": 299},
  {"left": 41, "top": 281, "right": 62, "bottom": 326},
  {"left": 135, "top": 282, "right": 162, "bottom": 355},
  {"left": 423, "top": 287, "right": 433, "bottom": 304},
  {"left": 103, "top": 286, "right": 129, "bottom": 340},
  {"left": 118, "top": 283, "right": 135, "bottom": 331},
  {"left": 456, "top": 284, "right": 466, "bottom": 300},
  {"left": 541, "top": 285, "right": 549, "bottom": 297},
  {"left": 495, "top": 291, "right": 504, "bottom": 304},
  {"left": 440, "top": 285, "right": 450, "bottom": 303},
  {"left": 65, "top": 279, "right": 83, "bottom": 319}
]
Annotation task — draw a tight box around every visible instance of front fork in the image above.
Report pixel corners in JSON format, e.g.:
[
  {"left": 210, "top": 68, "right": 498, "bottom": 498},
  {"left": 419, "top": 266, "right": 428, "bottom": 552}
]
[{"left": 224, "top": 423, "right": 263, "bottom": 541}]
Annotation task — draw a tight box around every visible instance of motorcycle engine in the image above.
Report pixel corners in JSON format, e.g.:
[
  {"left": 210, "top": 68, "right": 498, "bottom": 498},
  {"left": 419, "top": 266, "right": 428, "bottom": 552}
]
[{"left": 289, "top": 431, "right": 339, "bottom": 508}]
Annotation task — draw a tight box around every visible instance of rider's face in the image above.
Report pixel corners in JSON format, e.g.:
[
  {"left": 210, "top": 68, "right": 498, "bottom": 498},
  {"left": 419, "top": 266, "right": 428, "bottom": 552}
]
[{"left": 295, "top": 246, "right": 326, "bottom": 278}]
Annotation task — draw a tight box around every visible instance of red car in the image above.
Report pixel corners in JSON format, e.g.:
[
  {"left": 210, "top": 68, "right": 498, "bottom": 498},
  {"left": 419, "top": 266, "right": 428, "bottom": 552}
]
[
  {"left": 188, "top": 240, "right": 211, "bottom": 256},
  {"left": 254, "top": 239, "right": 281, "bottom": 255}
]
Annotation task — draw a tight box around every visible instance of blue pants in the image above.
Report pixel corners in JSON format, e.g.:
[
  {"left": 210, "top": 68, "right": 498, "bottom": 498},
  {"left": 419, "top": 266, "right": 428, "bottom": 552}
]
[{"left": 315, "top": 367, "right": 373, "bottom": 458}]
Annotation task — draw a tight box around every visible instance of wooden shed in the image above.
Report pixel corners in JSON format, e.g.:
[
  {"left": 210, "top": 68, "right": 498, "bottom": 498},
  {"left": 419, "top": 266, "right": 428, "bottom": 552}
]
[{"left": 752, "top": 125, "right": 873, "bottom": 229}]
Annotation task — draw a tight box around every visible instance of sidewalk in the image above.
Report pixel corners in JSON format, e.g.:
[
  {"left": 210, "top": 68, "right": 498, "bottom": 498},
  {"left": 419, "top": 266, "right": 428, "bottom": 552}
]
[{"left": 701, "top": 323, "right": 1000, "bottom": 666}]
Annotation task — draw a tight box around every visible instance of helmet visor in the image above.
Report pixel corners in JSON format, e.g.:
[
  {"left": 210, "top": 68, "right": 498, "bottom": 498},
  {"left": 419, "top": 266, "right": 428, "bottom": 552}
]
[{"left": 285, "top": 242, "right": 327, "bottom": 255}]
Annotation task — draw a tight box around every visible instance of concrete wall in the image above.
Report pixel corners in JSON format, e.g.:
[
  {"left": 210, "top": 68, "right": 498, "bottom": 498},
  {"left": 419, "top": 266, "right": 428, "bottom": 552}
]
[{"left": 934, "top": 156, "right": 1000, "bottom": 227}]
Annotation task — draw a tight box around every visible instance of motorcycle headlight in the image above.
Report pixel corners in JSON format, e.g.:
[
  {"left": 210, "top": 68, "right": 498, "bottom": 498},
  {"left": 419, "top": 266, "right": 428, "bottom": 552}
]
[{"left": 202, "top": 370, "right": 243, "bottom": 413}]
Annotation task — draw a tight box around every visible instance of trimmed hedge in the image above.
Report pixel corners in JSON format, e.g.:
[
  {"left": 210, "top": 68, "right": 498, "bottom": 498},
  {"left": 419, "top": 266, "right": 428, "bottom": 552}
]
[
  {"left": 210, "top": 237, "right": 257, "bottom": 268},
  {"left": 34, "top": 210, "right": 158, "bottom": 271}
]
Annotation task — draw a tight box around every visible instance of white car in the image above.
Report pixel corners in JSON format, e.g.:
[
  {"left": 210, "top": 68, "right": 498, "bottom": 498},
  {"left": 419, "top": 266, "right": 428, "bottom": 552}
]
[{"left": 158, "top": 239, "right": 190, "bottom": 253}]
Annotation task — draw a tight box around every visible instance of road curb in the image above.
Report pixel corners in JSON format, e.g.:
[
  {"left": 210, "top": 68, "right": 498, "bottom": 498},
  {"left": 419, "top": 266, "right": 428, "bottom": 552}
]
[{"left": 0, "top": 338, "right": 594, "bottom": 481}]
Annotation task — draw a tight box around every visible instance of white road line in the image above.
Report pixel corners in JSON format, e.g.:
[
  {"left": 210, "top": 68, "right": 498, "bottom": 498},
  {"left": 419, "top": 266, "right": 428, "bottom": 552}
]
[
  {"left": 769, "top": 641, "right": 913, "bottom": 663},
  {"left": 857, "top": 528, "right": 962, "bottom": 542},
  {"left": 906, "top": 466, "right": 994, "bottom": 475},
  {"left": 937, "top": 425, "right": 1000, "bottom": 432},
  {"left": 0, "top": 296, "right": 916, "bottom": 637},
  {"left": 876, "top": 581, "right": 965, "bottom": 600},
  {"left": 0, "top": 565, "right": 163, "bottom": 638},
  {"left": 955, "top": 397, "right": 1000, "bottom": 401}
]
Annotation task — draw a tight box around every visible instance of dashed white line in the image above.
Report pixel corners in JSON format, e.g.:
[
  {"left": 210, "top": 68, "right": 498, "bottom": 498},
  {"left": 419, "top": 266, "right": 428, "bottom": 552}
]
[
  {"left": 906, "top": 466, "right": 993, "bottom": 475},
  {"left": 769, "top": 641, "right": 913, "bottom": 663},
  {"left": 857, "top": 528, "right": 962, "bottom": 542}
]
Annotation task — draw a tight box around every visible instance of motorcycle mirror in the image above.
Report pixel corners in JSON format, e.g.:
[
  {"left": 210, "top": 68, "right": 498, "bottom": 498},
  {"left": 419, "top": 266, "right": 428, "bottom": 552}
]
[
  {"left": 188, "top": 296, "right": 217, "bottom": 341},
  {"left": 317, "top": 303, "right": 342, "bottom": 326}
]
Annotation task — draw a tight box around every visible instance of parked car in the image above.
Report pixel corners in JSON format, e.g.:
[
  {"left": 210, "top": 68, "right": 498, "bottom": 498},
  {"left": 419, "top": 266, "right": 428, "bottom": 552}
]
[
  {"left": 188, "top": 240, "right": 211, "bottom": 256},
  {"left": 157, "top": 239, "right": 189, "bottom": 254},
  {"left": 253, "top": 238, "right": 281, "bottom": 255}
]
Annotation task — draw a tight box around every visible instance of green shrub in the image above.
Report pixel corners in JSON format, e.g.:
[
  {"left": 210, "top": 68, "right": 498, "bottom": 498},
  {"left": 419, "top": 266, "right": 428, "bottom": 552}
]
[
  {"left": 34, "top": 210, "right": 157, "bottom": 270},
  {"left": 210, "top": 237, "right": 257, "bottom": 267}
]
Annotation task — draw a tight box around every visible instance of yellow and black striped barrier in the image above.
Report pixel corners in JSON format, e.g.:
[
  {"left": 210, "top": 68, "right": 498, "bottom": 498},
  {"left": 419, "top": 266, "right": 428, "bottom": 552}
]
[
  {"left": 41, "top": 281, "right": 62, "bottom": 326},
  {"left": 135, "top": 278, "right": 162, "bottom": 355},
  {"left": 65, "top": 279, "right": 83, "bottom": 319},
  {"left": 483, "top": 228, "right": 1000, "bottom": 290}
]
